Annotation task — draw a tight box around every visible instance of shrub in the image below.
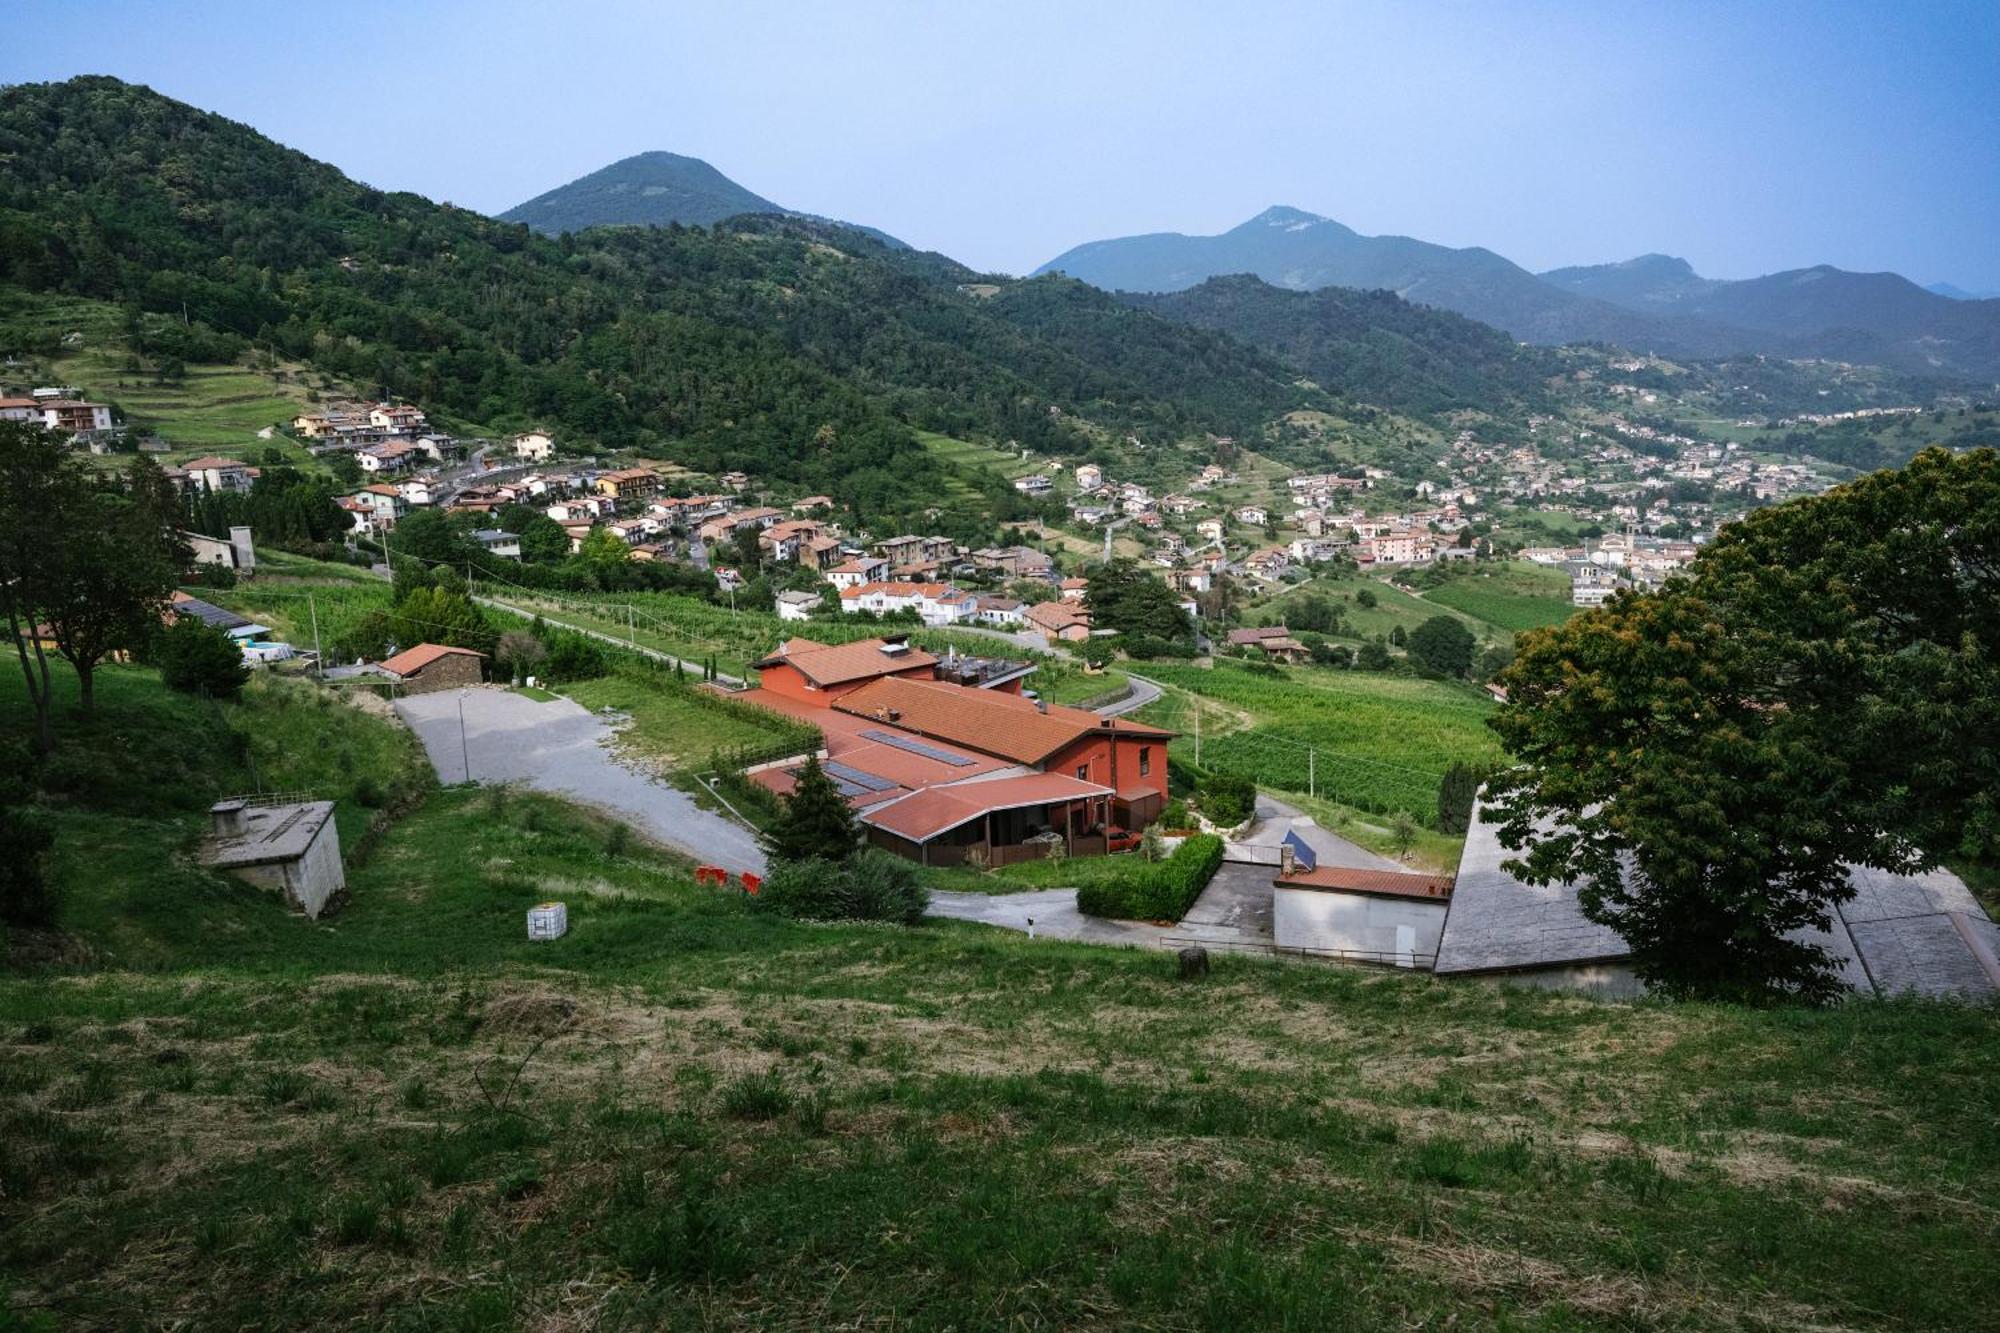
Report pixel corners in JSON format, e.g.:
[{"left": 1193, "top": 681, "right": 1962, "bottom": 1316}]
[
  {"left": 1076, "top": 834, "right": 1224, "bottom": 921},
  {"left": 0, "top": 768, "right": 56, "bottom": 927},
  {"left": 154, "top": 615, "right": 250, "bottom": 699},
  {"left": 1194, "top": 773, "right": 1256, "bottom": 827},
  {"left": 757, "top": 850, "right": 929, "bottom": 925}
]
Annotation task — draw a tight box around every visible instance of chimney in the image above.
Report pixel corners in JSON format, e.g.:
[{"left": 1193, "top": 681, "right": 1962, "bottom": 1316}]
[
  {"left": 1279, "top": 843, "right": 1296, "bottom": 877},
  {"left": 210, "top": 798, "right": 247, "bottom": 837},
  {"left": 228, "top": 525, "right": 256, "bottom": 573},
  {"left": 1036, "top": 695, "right": 1048, "bottom": 714}
]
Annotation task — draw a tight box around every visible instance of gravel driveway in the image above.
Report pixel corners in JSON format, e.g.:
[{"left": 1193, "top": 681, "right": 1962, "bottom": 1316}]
[{"left": 394, "top": 687, "right": 766, "bottom": 873}]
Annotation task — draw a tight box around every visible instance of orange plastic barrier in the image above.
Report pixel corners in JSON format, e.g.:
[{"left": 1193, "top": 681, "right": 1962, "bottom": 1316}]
[
  {"left": 739, "top": 872, "right": 761, "bottom": 896},
  {"left": 695, "top": 865, "right": 728, "bottom": 885}
]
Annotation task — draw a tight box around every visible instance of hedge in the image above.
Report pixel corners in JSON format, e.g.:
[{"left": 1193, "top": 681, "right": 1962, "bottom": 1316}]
[{"left": 1075, "top": 834, "right": 1225, "bottom": 922}]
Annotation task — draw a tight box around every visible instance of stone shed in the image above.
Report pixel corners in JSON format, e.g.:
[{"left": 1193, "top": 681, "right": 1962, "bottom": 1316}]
[
  {"left": 380, "top": 643, "right": 486, "bottom": 694},
  {"left": 200, "top": 795, "right": 345, "bottom": 918}
]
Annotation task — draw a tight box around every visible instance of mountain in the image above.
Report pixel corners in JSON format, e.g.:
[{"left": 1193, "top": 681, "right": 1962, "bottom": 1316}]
[
  {"left": 502, "top": 151, "right": 782, "bottom": 231},
  {"left": 500, "top": 150, "right": 906, "bottom": 248},
  {"left": 1928, "top": 282, "right": 2000, "bottom": 301},
  {"left": 0, "top": 77, "right": 1320, "bottom": 530},
  {"left": 1122, "top": 275, "right": 1558, "bottom": 418},
  {"left": 1038, "top": 206, "right": 1748, "bottom": 357},
  {"left": 1041, "top": 208, "right": 2000, "bottom": 379},
  {"left": 1543, "top": 256, "right": 2000, "bottom": 379}
]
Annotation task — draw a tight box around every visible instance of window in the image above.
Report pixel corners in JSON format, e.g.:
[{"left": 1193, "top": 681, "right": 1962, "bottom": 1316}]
[
  {"left": 1138, "top": 747, "right": 1151, "bottom": 777},
  {"left": 1076, "top": 764, "right": 1090, "bottom": 781}
]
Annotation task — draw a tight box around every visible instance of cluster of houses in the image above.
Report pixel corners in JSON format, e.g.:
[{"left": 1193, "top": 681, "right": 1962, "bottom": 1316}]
[
  {"left": 1518, "top": 531, "right": 1703, "bottom": 606},
  {"left": 0, "top": 386, "right": 116, "bottom": 443}
]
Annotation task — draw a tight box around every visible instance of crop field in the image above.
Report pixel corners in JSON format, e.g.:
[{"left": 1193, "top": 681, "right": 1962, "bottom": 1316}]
[
  {"left": 1136, "top": 660, "right": 1504, "bottom": 819},
  {"left": 4, "top": 661, "right": 1995, "bottom": 1330},
  {"left": 1420, "top": 562, "right": 1577, "bottom": 633}
]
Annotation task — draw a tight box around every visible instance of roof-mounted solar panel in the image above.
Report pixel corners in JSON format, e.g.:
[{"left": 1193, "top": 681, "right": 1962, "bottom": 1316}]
[
  {"left": 822, "top": 761, "right": 898, "bottom": 793},
  {"left": 861, "top": 729, "right": 975, "bottom": 766}
]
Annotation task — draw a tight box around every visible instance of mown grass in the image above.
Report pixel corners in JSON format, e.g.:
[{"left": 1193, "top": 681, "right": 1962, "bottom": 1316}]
[{"left": 2, "top": 664, "right": 1997, "bottom": 1328}]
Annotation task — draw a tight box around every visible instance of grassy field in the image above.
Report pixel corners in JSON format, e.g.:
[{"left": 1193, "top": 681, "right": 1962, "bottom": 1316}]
[
  {"left": 1420, "top": 561, "right": 1577, "bottom": 633},
  {"left": 559, "top": 670, "right": 814, "bottom": 771},
  {"left": 4, "top": 663, "right": 1996, "bottom": 1328},
  {"left": 1136, "top": 660, "right": 1504, "bottom": 824}
]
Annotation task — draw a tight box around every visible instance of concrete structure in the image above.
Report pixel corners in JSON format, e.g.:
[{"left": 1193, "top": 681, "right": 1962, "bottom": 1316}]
[
  {"left": 380, "top": 643, "right": 486, "bottom": 694},
  {"left": 1272, "top": 860, "right": 1454, "bottom": 968},
  {"left": 200, "top": 795, "right": 345, "bottom": 919},
  {"left": 1434, "top": 801, "right": 2000, "bottom": 1000}
]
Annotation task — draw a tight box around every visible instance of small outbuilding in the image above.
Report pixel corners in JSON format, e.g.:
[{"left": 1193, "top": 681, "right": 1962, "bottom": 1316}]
[
  {"left": 381, "top": 643, "right": 486, "bottom": 694},
  {"left": 1272, "top": 834, "right": 1454, "bottom": 968},
  {"left": 200, "top": 795, "right": 345, "bottom": 918}
]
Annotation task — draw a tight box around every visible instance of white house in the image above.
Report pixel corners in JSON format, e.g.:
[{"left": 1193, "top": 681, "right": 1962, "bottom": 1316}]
[
  {"left": 826, "top": 556, "right": 890, "bottom": 590},
  {"left": 775, "top": 590, "right": 823, "bottom": 621},
  {"left": 512, "top": 431, "right": 555, "bottom": 462}
]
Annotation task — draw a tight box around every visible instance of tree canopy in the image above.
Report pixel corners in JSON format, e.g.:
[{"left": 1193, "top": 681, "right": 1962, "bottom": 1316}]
[{"left": 1488, "top": 448, "right": 1999, "bottom": 1002}]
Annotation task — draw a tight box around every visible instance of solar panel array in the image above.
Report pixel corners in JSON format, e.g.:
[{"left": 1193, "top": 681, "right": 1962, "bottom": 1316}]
[
  {"left": 822, "top": 761, "right": 899, "bottom": 798},
  {"left": 861, "top": 729, "right": 975, "bottom": 767}
]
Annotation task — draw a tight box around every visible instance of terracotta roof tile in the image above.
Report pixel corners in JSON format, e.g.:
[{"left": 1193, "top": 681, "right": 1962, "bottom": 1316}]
[{"left": 380, "top": 643, "right": 486, "bottom": 676}]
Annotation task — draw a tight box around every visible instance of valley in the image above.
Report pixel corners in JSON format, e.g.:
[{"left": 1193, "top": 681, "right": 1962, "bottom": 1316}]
[{"left": 0, "top": 59, "right": 1996, "bottom": 1333}]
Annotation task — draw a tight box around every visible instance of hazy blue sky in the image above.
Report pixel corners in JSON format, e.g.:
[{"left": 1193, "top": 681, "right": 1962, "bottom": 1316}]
[{"left": 8, "top": 0, "right": 1997, "bottom": 287}]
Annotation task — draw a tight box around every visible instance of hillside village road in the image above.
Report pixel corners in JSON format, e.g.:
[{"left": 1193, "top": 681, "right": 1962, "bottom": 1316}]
[{"left": 395, "top": 687, "right": 766, "bottom": 873}]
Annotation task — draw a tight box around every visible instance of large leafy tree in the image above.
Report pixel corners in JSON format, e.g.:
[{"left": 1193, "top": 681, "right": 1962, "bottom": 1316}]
[
  {"left": 40, "top": 460, "right": 190, "bottom": 716},
  {"left": 1489, "top": 448, "right": 1999, "bottom": 1002},
  {"left": 0, "top": 424, "right": 72, "bottom": 752},
  {"left": 1085, "top": 559, "right": 1192, "bottom": 644},
  {"left": 1407, "top": 614, "right": 1475, "bottom": 678},
  {"left": 0, "top": 429, "right": 187, "bottom": 739},
  {"left": 1689, "top": 446, "right": 1999, "bottom": 861}
]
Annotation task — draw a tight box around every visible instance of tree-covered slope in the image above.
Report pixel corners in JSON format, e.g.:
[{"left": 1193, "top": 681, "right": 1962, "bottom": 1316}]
[
  {"left": 499, "top": 150, "right": 908, "bottom": 249},
  {"left": 1124, "top": 275, "right": 1560, "bottom": 417},
  {"left": 0, "top": 77, "right": 1319, "bottom": 518},
  {"left": 501, "top": 150, "right": 786, "bottom": 232}
]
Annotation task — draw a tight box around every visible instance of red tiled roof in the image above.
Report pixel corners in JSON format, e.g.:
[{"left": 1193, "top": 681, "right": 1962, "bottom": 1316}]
[
  {"left": 832, "top": 676, "right": 1166, "bottom": 767},
  {"left": 863, "top": 773, "right": 1111, "bottom": 843},
  {"left": 752, "top": 636, "right": 939, "bottom": 688},
  {"left": 1276, "top": 866, "right": 1455, "bottom": 900},
  {"left": 181, "top": 456, "right": 248, "bottom": 471},
  {"left": 380, "top": 643, "right": 486, "bottom": 676}
]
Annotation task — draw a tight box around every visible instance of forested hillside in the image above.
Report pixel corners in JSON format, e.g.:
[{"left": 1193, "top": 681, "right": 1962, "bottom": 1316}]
[
  {"left": 1125, "top": 275, "right": 1560, "bottom": 417},
  {"left": 0, "top": 77, "right": 1321, "bottom": 521}
]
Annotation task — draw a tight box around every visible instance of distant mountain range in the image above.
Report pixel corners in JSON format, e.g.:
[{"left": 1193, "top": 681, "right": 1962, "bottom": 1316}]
[
  {"left": 1038, "top": 207, "right": 2000, "bottom": 380},
  {"left": 500, "top": 151, "right": 905, "bottom": 248}
]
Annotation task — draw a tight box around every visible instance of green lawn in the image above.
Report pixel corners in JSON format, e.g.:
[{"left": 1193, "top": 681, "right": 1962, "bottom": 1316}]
[{"left": 2, "top": 661, "right": 1997, "bottom": 1328}]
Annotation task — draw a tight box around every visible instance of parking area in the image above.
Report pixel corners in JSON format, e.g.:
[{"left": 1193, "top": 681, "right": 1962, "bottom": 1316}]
[{"left": 394, "top": 687, "right": 766, "bottom": 873}]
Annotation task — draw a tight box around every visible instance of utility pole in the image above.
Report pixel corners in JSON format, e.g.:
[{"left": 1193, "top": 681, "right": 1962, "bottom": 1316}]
[
  {"left": 456, "top": 689, "right": 472, "bottom": 783},
  {"left": 627, "top": 603, "right": 635, "bottom": 648},
  {"left": 1194, "top": 701, "right": 1201, "bottom": 767},
  {"left": 1308, "top": 747, "right": 1316, "bottom": 799},
  {"left": 308, "top": 592, "right": 323, "bottom": 678}
]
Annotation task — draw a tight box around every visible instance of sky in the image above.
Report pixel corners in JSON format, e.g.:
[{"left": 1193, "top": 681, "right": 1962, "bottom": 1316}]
[{"left": 7, "top": 0, "right": 1998, "bottom": 288}]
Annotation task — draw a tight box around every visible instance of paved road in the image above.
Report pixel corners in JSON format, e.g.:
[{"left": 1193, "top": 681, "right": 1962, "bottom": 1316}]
[
  {"left": 394, "top": 687, "right": 766, "bottom": 873},
  {"left": 1236, "top": 793, "right": 1404, "bottom": 871},
  {"left": 1097, "top": 672, "right": 1163, "bottom": 717}
]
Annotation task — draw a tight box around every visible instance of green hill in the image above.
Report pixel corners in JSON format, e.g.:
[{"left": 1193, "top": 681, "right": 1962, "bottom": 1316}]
[{"left": 0, "top": 77, "right": 1321, "bottom": 525}]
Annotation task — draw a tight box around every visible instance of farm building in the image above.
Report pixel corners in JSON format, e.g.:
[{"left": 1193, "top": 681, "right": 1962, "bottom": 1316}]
[
  {"left": 380, "top": 643, "right": 486, "bottom": 694},
  {"left": 741, "top": 638, "right": 1173, "bottom": 866}
]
